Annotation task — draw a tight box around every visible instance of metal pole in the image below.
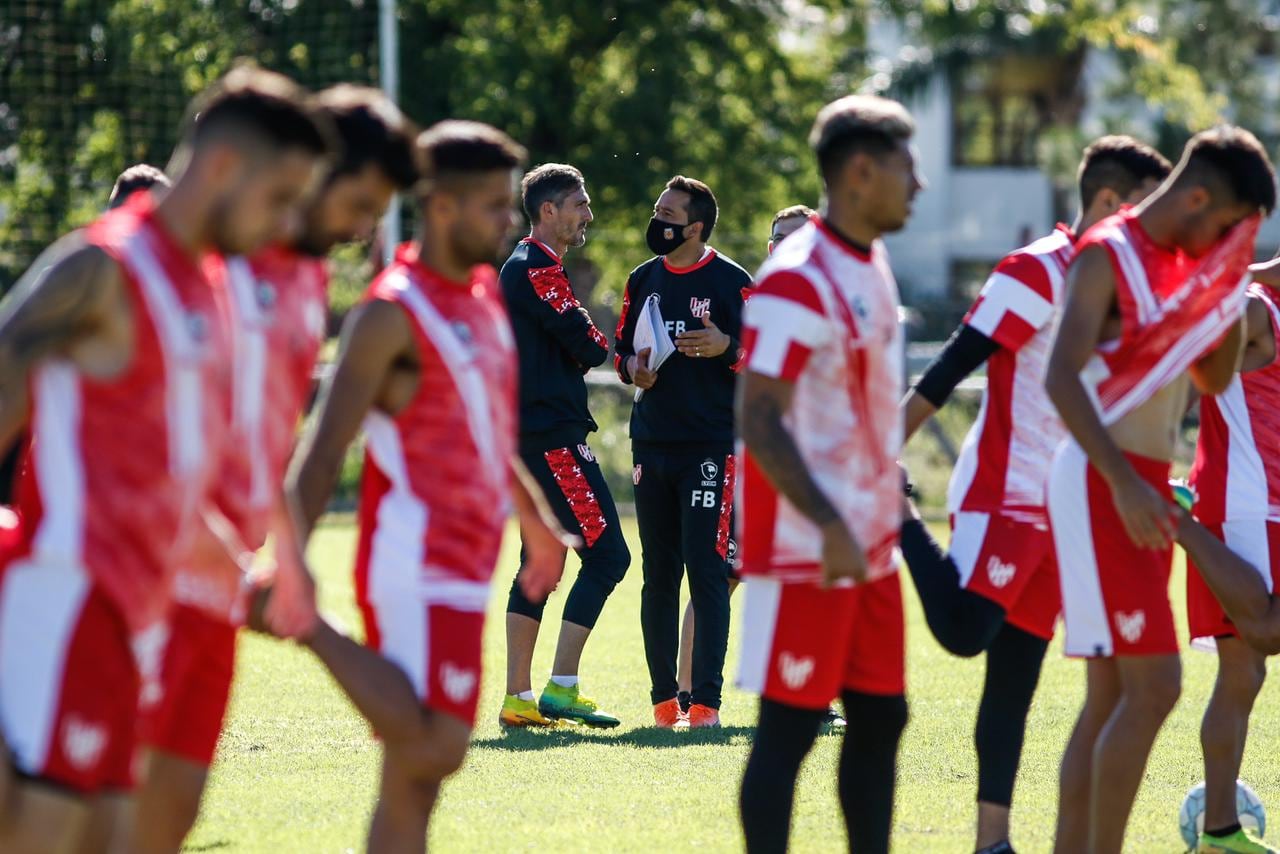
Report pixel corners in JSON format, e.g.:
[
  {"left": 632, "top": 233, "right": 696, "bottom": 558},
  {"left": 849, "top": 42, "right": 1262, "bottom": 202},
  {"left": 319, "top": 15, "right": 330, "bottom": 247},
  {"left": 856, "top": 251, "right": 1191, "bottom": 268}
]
[{"left": 379, "top": 0, "right": 400, "bottom": 266}]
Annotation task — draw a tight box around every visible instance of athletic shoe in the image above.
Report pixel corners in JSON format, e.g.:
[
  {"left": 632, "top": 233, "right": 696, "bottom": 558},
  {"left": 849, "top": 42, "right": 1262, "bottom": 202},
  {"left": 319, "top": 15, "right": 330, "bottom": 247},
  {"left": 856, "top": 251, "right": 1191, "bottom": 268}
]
[
  {"left": 975, "top": 841, "right": 1016, "bottom": 854},
  {"left": 1199, "top": 828, "right": 1279, "bottom": 853},
  {"left": 653, "top": 698, "right": 687, "bottom": 728},
  {"left": 687, "top": 704, "right": 721, "bottom": 728},
  {"left": 538, "top": 681, "right": 621, "bottom": 729},
  {"left": 1172, "top": 480, "right": 1196, "bottom": 512},
  {"left": 499, "top": 694, "right": 558, "bottom": 729},
  {"left": 822, "top": 706, "right": 847, "bottom": 729}
]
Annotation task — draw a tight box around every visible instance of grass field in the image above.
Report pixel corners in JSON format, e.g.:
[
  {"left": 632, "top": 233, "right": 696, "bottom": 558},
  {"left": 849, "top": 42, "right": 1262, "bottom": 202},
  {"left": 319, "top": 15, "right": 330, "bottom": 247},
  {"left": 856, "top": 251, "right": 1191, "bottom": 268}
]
[{"left": 185, "top": 517, "right": 1280, "bottom": 853}]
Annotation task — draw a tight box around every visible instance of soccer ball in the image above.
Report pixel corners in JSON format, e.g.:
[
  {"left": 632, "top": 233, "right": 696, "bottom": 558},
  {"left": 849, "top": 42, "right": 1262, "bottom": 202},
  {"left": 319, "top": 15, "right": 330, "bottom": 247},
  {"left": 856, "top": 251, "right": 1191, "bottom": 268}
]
[{"left": 1179, "top": 779, "right": 1267, "bottom": 850}]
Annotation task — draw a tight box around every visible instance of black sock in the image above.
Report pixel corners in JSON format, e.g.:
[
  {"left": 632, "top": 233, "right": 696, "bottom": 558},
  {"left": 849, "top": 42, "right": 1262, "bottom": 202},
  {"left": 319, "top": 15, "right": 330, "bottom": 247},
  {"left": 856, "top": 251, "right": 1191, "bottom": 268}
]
[
  {"left": 677, "top": 691, "right": 692, "bottom": 714},
  {"left": 740, "top": 698, "right": 824, "bottom": 854},
  {"left": 975, "top": 623, "right": 1049, "bottom": 806},
  {"left": 839, "top": 691, "right": 908, "bottom": 854},
  {"left": 900, "top": 519, "right": 1005, "bottom": 656},
  {"left": 1206, "top": 822, "right": 1242, "bottom": 837}
]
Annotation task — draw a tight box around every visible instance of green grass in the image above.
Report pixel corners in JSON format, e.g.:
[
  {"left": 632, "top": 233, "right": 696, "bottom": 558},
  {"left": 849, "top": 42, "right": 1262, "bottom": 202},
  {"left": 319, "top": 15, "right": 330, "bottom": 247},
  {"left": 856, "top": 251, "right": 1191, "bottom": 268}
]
[{"left": 186, "top": 518, "right": 1280, "bottom": 853}]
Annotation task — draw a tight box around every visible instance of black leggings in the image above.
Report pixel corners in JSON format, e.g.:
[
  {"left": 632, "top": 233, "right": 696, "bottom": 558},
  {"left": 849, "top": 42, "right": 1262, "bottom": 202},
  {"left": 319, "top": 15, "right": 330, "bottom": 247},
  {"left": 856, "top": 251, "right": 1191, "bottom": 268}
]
[
  {"left": 900, "top": 518, "right": 1005, "bottom": 656},
  {"left": 975, "top": 622, "right": 1048, "bottom": 807},
  {"left": 741, "top": 692, "right": 907, "bottom": 854}
]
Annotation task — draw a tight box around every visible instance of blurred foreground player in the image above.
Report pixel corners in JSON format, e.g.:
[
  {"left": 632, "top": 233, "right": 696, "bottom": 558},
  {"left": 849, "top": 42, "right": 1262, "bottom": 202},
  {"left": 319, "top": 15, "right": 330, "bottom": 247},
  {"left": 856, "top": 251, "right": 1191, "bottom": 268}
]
[
  {"left": 130, "top": 86, "right": 418, "bottom": 854},
  {"left": 283, "top": 121, "right": 572, "bottom": 852},
  {"left": 1044, "top": 127, "right": 1275, "bottom": 854},
  {"left": 736, "top": 94, "right": 922, "bottom": 854},
  {"left": 0, "top": 67, "right": 329, "bottom": 853}
]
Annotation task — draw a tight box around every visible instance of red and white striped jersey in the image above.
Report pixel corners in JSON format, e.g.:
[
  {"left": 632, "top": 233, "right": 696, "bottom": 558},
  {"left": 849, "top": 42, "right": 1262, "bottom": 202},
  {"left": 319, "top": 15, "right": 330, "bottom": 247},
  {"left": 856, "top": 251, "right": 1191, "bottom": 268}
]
[
  {"left": 736, "top": 217, "right": 902, "bottom": 584},
  {"left": 10, "top": 193, "right": 229, "bottom": 633},
  {"left": 175, "top": 245, "right": 330, "bottom": 619},
  {"left": 948, "top": 226, "right": 1075, "bottom": 516},
  {"left": 355, "top": 244, "right": 517, "bottom": 609},
  {"left": 1077, "top": 209, "right": 1258, "bottom": 425},
  {"left": 1191, "top": 284, "right": 1280, "bottom": 525}
]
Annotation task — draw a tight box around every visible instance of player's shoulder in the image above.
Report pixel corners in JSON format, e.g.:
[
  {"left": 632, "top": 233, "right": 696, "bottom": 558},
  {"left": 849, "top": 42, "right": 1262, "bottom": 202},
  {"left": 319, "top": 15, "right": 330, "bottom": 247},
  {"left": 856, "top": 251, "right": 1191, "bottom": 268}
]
[
  {"left": 706, "top": 250, "right": 752, "bottom": 285},
  {"left": 749, "top": 265, "right": 828, "bottom": 320},
  {"left": 627, "top": 256, "right": 664, "bottom": 286},
  {"left": 989, "top": 228, "right": 1076, "bottom": 295}
]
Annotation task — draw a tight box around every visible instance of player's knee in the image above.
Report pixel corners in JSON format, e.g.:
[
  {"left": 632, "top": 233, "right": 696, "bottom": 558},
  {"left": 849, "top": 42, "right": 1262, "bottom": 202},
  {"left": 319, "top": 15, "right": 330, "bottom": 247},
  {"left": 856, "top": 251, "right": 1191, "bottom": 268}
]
[
  {"left": 393, "top": 720, "right": 470, "bottom": 782},
  {"left": 506, "top": 578, "right": 546, "bottom": 622},
  {"left": 1132, "top": 673, "right": 1180, "bottom": 720}
]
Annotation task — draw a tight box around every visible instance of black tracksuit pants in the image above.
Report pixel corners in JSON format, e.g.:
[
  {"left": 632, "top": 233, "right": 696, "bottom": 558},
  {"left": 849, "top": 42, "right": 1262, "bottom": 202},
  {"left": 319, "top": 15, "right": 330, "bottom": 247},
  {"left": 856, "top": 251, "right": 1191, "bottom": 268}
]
[{"left": 633, "top": 442, "right": 735, "bottom": 710}]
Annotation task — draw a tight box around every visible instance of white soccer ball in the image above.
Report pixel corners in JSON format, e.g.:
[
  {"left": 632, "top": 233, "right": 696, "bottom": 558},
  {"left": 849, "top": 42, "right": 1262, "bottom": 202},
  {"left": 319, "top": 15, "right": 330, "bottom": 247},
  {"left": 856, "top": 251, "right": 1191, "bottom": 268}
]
[{"left": 1179, "top": 779, "right": 1267, "bottom": 850}]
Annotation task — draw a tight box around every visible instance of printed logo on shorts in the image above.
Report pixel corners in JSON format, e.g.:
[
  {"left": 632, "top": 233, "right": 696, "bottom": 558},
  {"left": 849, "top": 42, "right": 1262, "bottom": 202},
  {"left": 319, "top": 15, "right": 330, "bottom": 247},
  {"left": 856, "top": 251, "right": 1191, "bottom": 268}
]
[
  {"left": 986, "top": 556, "right": 1016, "bottom": 589},
  {"left": 578, "top": 443, "right": 596, "bottom": 463},
  {"left": 1114, "top": 610, "right": 1146, "bottom": 644},
  {"left": 440, "top": 663, "right": 477, "bottom": 705},
  {"left": 778, "top": 652, "right": 815, "bottom": 691},
  {"left": 633, "top": 464, "right": 643, "bottom": 485},
  {"left": 701, "top": 459, "right": 720, "bottom": 484},
  {"left": 62, "top": 716, "right": 107, "bottom": 771},
  {"left": 690, "top": 297, "right": 711, "bottom": 318}
]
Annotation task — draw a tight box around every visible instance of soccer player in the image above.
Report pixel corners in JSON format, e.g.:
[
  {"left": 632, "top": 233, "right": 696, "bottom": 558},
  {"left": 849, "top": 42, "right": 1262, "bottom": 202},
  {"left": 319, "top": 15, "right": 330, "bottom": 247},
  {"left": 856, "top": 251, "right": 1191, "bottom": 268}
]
[
  {"left": 896, "top": 136, "right": 1171, "bottom": 854},
  {"left": 736, "top": 94, "right": 921, "bottom": 854},
  {"left": 1044, "top": 126, "right": 1275, "bottom": 854},
  {"left": 0, "top": 67, "right": 329, "bottom": 853},
  {"left": 499, "top": 163, "right": 631, "bottom": 729},
  {"left": 282, "top": 120, "right": 571, "bottom": 852},
  {"left": 1182, "top": 272, "right": 1280, "bottom": 854},
  {"left": 613, "top": 175, "right": 751, "bottom": 728},
  {"left": 108, "top": 163, "right": 171, "bottom": 209},
  {"left": 130, "top": 85, "right": 419, "bottom": 854}
]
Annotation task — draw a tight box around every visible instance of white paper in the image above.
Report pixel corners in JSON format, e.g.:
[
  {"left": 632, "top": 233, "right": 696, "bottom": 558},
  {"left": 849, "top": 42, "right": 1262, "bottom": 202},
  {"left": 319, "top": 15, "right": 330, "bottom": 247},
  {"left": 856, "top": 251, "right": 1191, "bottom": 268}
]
[{"left": 632, "top": 293, "right": 676, "bottom": 402}]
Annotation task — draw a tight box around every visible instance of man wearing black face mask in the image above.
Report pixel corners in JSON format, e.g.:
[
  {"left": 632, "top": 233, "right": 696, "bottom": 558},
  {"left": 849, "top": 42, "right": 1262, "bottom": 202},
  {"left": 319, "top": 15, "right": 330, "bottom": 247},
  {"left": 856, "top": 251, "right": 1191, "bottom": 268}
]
[{"left": 613, "top": 174, "right": 751, "bottom": 728}]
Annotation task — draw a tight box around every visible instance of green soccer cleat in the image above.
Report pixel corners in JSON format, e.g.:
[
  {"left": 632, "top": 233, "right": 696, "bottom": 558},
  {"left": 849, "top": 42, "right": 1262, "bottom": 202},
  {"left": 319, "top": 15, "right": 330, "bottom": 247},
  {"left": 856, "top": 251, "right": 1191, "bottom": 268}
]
[
  {"left": 538, "top": 680, "right": 621, "bottom": 728},
  {"left": 1172, "top": 480, "right": 1197, "bottom": 513},
  {"left": 1199, "top": 828, "right": 1279, "bottom": 853}
]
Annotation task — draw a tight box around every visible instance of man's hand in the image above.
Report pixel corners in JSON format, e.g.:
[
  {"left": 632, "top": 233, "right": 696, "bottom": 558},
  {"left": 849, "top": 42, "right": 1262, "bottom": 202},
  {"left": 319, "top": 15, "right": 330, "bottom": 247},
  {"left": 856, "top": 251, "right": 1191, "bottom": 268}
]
[
  {"left": 820, "top": 518, "right": 868, "bottom": 587},
  {"left": 516, "top": 514, "right": 569, "bottom": 603},
  {"left": 1249, "top": 255, "right": 1280, "bottom": 288},
  {"left": 629, "top": 347, "right": 658, "bottom": 389},
  {"left": 676, "top": 313, "right": 730, "bottom": 359},
  {"left": 263, "top": 538, "right": 319, "bottom": 641},
  {"left": 1109, "top": 470, "right": 1177, "bottom": 550}
]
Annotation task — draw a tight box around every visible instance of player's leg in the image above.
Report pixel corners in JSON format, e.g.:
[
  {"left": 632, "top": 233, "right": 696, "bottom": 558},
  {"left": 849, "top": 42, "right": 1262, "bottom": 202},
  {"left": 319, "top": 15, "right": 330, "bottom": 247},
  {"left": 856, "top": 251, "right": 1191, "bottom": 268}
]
[
  {"left": 1053, "top": 659, "right": 1120, "bottom": 854},
  {"left": 837, "top": 574, "right": 908, "bottom": 854},
  {"left": 1201, "top": 637, "right": 1267, "bottom": 834},
  {"left": 680, "top": 451, "right": 734, "bottom": 723},
  {"left": 634, "top": 451, "right": 686, "bottom": 724},
  {"left": 74, "top": 792, "right": 132, "bottom": 854},
  {"left": 0, "top": 785, "right": 91, "bottom": 851},
  {"left": 130, "top": 605, "right": 236, "bottom": 852},
  {"left": 367, "top": 709, "right": 470, "bottom": 854},
  {"left": 539, "top": 442, "right": 630, "bottom": 727},
  {"left": 740, "top": 698, "right": 825, "bottom": 853}
]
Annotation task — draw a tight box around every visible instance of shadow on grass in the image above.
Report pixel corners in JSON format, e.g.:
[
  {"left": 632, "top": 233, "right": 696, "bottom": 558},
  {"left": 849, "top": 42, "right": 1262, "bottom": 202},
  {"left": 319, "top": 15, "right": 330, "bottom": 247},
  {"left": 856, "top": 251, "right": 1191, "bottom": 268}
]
[{"left": 472, "top": 725, "right": 759, "bottom": 751}]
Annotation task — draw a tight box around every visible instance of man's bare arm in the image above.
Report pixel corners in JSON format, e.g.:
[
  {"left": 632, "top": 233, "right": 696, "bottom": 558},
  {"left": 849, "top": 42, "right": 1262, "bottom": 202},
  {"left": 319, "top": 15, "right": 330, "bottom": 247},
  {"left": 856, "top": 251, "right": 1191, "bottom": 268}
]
[
  {"left": 901, "top": 390, "right": 937, "bottom": 442},
  {"left": 1239, "top": 295, "right": 1277, "bottom": 374},
  {"left": 0, "top": 238, "right": 121, "bottom": 453},
  {"left": 286, "top": 299, "right": 411, "bottom": 541},
  {"left": 1189, "top": 310, "right": 1246, "bottom": 394},
  {"left": 738, "top": 371, "right": 838, "bottom": 526}
]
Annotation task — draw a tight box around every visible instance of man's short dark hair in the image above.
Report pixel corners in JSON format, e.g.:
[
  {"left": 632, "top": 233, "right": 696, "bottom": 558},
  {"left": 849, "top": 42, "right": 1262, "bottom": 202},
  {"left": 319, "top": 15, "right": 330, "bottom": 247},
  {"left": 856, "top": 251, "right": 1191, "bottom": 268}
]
[
  {"left": 809, "top": 95, "right": 914, "bottom": 184},
  {"left": 108, "top": 163, "right": 170, "bottom": 209},
  {"left": 665, "top": 175, "right": 718, "bottom": 242},
  {"left": 771, "top": 204, "right": 816, "bottom": 230},
  {"left": 521, "top": 163, "right": 585, "bottom": 224},
  {"left": 185, "top": 65, "right": 334, "bottom": 159},
  {"left": 1078, "top": 136, "right": 1172, "bottom": 209},
  {"left": 417, "top": 120, "right": 527, "bottom": 193},
  {"left": 1172, "top": 125, "right": 1277, "bottom": 215},
  {"left": 315, "top": 85, "right": 419, "bottom": 190}
]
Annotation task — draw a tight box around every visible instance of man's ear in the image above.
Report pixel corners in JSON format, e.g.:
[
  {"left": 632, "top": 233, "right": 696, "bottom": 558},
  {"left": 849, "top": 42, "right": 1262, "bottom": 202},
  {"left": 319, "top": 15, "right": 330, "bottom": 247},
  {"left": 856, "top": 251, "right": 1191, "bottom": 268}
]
[
  {"left": 686, "top": 221, "right": 704, "bottom": 242},
  {"left": 540, "top": 199, "right": 557, "bottom": 224}
]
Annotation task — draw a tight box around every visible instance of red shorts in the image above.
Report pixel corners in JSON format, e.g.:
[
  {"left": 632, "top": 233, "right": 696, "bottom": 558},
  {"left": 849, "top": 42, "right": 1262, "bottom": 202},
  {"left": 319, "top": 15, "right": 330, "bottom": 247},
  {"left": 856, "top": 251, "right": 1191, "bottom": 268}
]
[
  {"left": 1187, "top": 519, "right": 1280, "bottom": 642},
  {"left": 949, "top": 510, "right": 1060, "bottom": 640},
  {"left": 737, "top": 573, "right": 905, "bottom": 709},
  {"left": 141, "top": 603, "right": 237, "bottom": 767},
  {"left": 1048, "top": 442, "right": 1177, "bottom": 657},
  {"left": 359, "top": 578, "right": 488, "bottom": 727},
  {"left": 0, "top": 562, "right": 140, "bottom": 793}
]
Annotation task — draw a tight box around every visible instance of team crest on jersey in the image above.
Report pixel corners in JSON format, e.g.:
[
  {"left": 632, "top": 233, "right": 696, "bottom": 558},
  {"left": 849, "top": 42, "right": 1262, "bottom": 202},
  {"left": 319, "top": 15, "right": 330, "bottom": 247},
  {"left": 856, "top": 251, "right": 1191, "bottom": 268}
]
[
  {"left": 726, "top": 537, "right": 738, "bottom": 561},
  {"left": 186, "top": 311, "right": 210, "bottom": 343},
  {"left": 778, "top": 652, "right": 815, "bottom": 691},
  {"left": 440, "top": 663, "right": 477, "bottom": 704},
  {"left": 1114, "top": 610, "right": 1146, "bottom": 644},
  {"left": 62, "top": 716, "right": 107, "bottom": 771},
  {"left": 690, "top": 297, "right": 711, "bottom": 318},
  {"left": 851, "top": 295, "right": 870, "bottom": 322},
  {"left": 255, "top": 280, "right": 277, "bottom": 312},
  {"left": 633, "top": 464, "right": 643, "bottom": 485},
  {"left": 451, "top": 320, "right": 475, "bottom": 353},
  {"left": 986, "top": 556, "right": 1016, "bottom": 589},
  {"left": 700, "top": 459, "right": 719, "bottom": 484},
  {"left": 577, "top": 443, "right": 596, "bottom": 463}
]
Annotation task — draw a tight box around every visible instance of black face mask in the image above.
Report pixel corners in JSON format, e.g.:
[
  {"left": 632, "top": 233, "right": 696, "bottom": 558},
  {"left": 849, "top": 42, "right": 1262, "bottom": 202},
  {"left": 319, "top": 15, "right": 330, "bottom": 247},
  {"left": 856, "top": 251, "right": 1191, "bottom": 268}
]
[{"left": 646, "top": 217, "right": 690, "bottom": 256}]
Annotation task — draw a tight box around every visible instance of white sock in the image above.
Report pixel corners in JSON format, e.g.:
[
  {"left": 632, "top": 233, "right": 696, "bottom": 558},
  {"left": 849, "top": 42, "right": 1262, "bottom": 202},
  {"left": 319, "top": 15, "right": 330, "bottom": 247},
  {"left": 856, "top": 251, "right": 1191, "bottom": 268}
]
[
  {"left": 550, "top": 675, "right": 579, "bottom": 688},
  {"left": 516, "top": 690, "right": 535, "bottom": 701}
]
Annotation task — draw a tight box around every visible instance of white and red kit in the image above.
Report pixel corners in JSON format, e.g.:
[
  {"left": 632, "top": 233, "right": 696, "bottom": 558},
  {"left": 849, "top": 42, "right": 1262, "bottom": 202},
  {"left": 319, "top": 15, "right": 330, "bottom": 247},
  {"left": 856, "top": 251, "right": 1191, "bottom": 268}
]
[
  {"left": 735, "top": 217, "right": 905, "bottom": 709},
  {"left": 354, "top": 244, "right": 517, "bottom": 726},
  {"left": 145, "top": 244, "right": 329, "bottom": 766},
  {"left": 1187, "top": 283, "right": 1280, "bottom": 641},
  {"left": 0, "top": 193, "right": 228, "bottom": 792},
  {"left": 1048, "top": 209, "right": 1258, "bottom": 657},
  {"left": 946, "top": 226, "right": 1075, "bottom": 640}
]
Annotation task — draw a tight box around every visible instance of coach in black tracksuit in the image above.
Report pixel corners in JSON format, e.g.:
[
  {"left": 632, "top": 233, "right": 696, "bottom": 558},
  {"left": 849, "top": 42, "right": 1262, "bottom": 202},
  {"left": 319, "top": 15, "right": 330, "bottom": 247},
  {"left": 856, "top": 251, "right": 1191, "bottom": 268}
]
[
  {"left": 614, "top": 175, "right": 750, "bottom": 724},
  {"left": 502, "top": 164, "right": 631, "bottom": 726}
]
